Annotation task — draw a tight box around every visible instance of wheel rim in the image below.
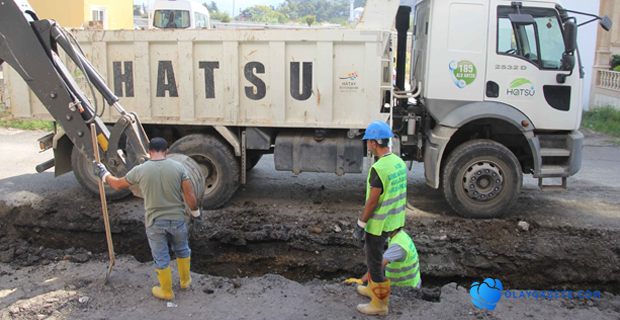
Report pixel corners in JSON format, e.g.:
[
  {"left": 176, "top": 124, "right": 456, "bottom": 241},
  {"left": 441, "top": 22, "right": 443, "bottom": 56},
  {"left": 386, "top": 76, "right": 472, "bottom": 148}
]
[
  {"left": 461, "top": 161, "right": 504, "bottom": 202},
  {"left": 190, "top": 154, "right": 219, "bottom": 197}
]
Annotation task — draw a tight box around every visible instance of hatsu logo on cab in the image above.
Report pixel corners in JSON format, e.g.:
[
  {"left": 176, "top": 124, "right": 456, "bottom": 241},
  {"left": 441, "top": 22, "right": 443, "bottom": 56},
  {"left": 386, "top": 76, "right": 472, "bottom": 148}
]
[{"left": 506, "top": 78, "right": 536, "bottom": 97}]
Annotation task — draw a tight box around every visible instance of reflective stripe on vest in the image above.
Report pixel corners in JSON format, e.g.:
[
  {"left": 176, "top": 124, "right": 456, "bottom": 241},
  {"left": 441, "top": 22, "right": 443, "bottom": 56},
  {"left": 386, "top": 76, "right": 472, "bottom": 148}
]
[
  {"left": 365, "top": 154, "right": 407, "bottom": 236},
  {"left": 385, "top": 230, "right": 421, "bottom": 287}
]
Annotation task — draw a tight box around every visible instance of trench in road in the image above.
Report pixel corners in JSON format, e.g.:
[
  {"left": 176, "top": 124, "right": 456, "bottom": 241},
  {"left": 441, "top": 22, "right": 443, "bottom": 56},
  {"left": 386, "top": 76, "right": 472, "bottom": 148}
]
[{"left": 10, "top": 210, "right": 620, "bottom": 298}]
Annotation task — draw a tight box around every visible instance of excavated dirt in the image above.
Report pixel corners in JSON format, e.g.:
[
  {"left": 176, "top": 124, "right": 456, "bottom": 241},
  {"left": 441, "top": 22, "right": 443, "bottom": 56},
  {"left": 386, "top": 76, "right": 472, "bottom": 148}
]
[{"left": 1, "top": 191, "right": 618, "bottom": 294}]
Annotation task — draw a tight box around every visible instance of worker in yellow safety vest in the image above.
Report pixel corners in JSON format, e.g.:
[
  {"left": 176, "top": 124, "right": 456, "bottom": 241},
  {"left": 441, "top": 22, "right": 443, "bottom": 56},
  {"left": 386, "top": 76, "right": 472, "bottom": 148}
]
[
  {"left": 351, "top": 227, "right": 422, "bottom": 289},
  {"left": 351, "top": 120, "right": 408, "bottom": 316}
]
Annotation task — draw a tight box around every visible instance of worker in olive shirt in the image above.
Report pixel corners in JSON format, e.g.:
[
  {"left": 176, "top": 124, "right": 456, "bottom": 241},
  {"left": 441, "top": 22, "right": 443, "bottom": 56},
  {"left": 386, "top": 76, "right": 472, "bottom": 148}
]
[
  {"left": 93, "top": 137, "right": 199, "bottom": 301},
  {"left": 352, "top": 120, "right": 407, "bottom": 316}
]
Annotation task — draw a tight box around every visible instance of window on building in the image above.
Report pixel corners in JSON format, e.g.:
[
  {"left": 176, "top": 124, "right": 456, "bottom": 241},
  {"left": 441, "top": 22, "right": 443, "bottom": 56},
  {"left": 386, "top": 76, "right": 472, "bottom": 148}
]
[{"left": 89, "top": 7, "right": 106, "bottom": 29}]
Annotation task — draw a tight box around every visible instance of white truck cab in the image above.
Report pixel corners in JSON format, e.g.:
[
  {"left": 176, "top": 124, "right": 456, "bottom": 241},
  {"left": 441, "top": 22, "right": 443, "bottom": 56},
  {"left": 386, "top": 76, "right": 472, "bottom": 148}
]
[
  {"left": 408, "top": 0, "right": 611, "bottom": 216},
  {"left": 149, "top": 0, "right": 211, "bottom": 29}
]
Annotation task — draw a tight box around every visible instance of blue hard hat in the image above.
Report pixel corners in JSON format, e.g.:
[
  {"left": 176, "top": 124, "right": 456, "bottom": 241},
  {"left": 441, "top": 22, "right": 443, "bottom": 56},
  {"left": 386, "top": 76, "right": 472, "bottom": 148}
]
[{"left": 362, "top": 121, "right": 393, "bottom": 140}]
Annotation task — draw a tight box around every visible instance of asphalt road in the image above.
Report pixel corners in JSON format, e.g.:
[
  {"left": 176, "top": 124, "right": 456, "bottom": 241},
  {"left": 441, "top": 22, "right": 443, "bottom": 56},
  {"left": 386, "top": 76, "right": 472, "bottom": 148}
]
[{"left": 1, "top": 127, "right": 620, "bottom": 230}]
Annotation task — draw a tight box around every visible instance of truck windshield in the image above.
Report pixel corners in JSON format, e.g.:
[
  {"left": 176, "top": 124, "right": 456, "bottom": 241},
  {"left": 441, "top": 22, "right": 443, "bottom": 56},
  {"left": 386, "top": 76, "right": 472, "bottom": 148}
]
[
  {"left": 153, "top": 9, "right": 190, "bottom": 29},
  {"left": 497, "top": 7, "right": 566, "bottom": 70}
]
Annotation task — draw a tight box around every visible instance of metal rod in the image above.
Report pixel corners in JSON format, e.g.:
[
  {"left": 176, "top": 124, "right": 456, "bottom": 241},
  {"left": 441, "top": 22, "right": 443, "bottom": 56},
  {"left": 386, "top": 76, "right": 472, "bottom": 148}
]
[{"left": 90, "top": 123, "right": 116, "bottom": 284}]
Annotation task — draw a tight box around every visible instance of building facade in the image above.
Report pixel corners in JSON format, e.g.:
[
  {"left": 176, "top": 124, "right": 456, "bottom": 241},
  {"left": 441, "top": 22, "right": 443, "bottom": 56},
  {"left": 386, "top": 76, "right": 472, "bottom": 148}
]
[
  {"left": 591, "top": 0, "right": 620, "bottom": 108},
  {"left": 28, "top": 0, "right": 133, "bottom": 30}
]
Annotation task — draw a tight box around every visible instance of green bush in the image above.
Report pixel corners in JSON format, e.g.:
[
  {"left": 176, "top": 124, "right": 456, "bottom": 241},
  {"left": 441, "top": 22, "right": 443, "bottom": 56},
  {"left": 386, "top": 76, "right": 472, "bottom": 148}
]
[
  {"left": 582, "top": 106, "right": 620, "bottom": 138},
  {"left": 0, "top": 110, "right": 54, "bottom": 131},
  {"left": 614, "top": 65, "right": 620, "bottom": 72},
  {"left": 611, "top": 55, "right": 620, "bottom": 70}
]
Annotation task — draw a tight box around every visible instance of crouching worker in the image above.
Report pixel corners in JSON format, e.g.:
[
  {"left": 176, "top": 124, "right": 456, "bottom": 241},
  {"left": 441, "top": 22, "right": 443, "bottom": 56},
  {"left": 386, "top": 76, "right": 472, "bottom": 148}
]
[
  {"left": 347, "top": 228, "right": 421, "bottom": 315},
  {"left": 93, "top": 137, "right": 199, "bottom": 301},
  {"left": 357, "top": 228, "right": 421, "bottom": 290}
]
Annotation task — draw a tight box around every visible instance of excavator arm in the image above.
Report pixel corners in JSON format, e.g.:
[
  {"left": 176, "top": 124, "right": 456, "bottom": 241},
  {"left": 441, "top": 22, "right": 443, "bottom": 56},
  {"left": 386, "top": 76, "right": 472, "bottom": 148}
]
[{"left": 0, "top": 1, "right": 149, "bottom": 183}]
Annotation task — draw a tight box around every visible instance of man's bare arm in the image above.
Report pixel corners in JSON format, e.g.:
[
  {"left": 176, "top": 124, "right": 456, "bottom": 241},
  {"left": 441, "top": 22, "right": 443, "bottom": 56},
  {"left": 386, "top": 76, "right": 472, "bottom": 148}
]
[
  {"left": 181, "top": 179, "right": 198, "bottom": 211},
  {"left": 104, "top": 176, "right": 131, "bottom": 191}
]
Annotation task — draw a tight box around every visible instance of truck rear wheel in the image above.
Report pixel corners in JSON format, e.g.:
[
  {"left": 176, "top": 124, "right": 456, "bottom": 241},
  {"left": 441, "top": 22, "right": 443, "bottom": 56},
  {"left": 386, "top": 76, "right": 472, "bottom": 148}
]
[
  {"left": 71, "top": 146, "right": 132, "bottom": 201},
  {"left": 442, "top": 139, "right": 521, "bottom": 218},
  {"left": 169, "top": 134, "right": 240, "bottom": 209}
]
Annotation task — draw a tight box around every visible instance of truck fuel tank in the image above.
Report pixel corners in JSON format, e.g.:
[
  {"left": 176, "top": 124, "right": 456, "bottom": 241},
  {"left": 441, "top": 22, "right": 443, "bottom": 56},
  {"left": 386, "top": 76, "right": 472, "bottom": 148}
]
[{"left": 274, "top": 131, "right": 363, "bottom": 176}]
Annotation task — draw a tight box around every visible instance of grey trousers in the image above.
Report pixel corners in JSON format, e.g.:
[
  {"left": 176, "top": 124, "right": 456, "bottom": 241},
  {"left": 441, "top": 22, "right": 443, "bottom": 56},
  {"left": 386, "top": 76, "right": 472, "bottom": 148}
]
[{"left": 364, "top": 231, "right": 388, "bottom": 282}]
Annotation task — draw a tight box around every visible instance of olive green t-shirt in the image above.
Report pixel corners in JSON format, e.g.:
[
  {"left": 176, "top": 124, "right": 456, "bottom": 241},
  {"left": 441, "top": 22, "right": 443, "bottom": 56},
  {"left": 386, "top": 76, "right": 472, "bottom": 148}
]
[{"left": 125, "top": 158, "right": 189, "bottom": 227}]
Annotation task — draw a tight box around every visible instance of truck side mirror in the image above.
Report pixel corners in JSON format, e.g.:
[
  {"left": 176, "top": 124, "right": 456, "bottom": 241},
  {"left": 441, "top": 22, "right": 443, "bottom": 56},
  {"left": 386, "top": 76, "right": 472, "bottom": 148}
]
[
  {"left": 558, "top": 21, "right": 577, "bottom": 82},
  {"left": 563, "top": 20, "right": 577, "bottom": 55},
  {"left": 600, "top": 16, "right": 613, "bottom": 32}
]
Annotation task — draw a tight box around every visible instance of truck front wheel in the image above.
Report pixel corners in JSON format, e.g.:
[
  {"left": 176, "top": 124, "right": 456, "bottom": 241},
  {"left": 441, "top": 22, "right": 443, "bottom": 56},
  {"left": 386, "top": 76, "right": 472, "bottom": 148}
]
[
  {"left": 71, "top": 146, "right": 132, "bottom": 201},
  {"left": 442, "top": 139, "right": 522, "bottom": 218},
  {"left": 169, "top": 134, "right": 240, "bottom": 209}
]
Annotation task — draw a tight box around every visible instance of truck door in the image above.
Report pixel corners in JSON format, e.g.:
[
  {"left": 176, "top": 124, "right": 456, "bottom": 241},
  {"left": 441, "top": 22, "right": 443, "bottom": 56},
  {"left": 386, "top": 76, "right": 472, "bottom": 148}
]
[{"left": 485, "top": 1, "right": 581, "bottom": 131}]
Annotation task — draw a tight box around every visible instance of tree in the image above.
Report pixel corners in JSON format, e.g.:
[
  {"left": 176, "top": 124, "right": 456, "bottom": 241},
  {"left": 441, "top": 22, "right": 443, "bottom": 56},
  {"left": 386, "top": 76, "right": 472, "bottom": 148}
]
[
  {"left": 303, "top": 15, "right": 316, "bottom": 27},
  {"left": 239, "top": 5, "right": 288, "bottom": 24},
  {"left": 203, "top": 1, "right": 231, "bottom": 23},
  {"left": 211, "top": 11, "right": 231, "bottom": 23},
  {"left": 278, "top": 0, "right": 366, "bottom": 23},
  {"left": 133, "top": 5, "right": 142, "bottom": 17},
  {"left": 203, "top": 1, "right": 218, "bottom": 13}
]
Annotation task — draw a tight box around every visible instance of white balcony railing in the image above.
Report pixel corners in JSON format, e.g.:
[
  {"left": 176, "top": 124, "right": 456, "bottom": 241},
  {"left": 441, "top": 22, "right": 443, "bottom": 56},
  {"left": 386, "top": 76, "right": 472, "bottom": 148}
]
[{"left": 598, "top": 69, "right": 620, "bottom": 91}]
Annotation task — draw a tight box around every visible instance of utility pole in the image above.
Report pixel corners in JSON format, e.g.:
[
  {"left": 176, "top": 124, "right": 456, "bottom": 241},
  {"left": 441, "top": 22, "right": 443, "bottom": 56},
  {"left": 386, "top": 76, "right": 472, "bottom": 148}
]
[
  {"left": 349, "top": 0, "right": 355, "bottom": 22},
  {"left": 232, "top": 0, "right": 236, "bottom": 20}
]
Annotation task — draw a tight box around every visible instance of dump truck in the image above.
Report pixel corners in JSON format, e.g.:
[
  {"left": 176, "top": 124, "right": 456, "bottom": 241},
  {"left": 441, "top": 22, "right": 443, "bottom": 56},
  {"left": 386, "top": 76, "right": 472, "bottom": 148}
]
[{"left": 3, "top": 0, "right": 612, "bottom": 218}]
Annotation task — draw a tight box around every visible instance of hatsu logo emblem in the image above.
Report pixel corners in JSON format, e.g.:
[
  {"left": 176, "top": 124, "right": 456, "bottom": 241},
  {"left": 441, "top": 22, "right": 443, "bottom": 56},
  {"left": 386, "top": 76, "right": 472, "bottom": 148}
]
[
  {"left": 338, "top": 72, "right": 360, "bottom": 91},
  {"left": 507, "top": 78, "right": 536, "bottom": 97}
]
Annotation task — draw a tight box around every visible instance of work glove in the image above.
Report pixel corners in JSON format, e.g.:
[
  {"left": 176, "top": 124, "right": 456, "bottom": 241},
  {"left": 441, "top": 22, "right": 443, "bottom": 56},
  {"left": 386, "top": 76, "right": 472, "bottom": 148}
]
[
  {"left": 191, "top": 208, "right": 204, "bottom": 227},
  {"left": 93, "top": 161, "right": 110, "bottom": 181},
  {"left": 190, "top": 207, "right": 201, "bottom": 218},
  {"left": 352, "top": 219, "right": 366, "bottom": 244},
  {"left": 343, "top": 277, "right": 364, "bottom": 285}
]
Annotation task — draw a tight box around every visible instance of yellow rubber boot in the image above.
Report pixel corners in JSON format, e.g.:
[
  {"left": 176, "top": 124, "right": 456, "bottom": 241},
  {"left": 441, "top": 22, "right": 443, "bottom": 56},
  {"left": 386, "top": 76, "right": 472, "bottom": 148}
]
[
  {"left": 356, "top": 279, "right": 390, "bottom": 316},
  {"left": 356, "top": 272, "right": 371, "bottom": 298},
  {"left": 177, "top": 257, "right": 192, "bottom": 289},
  {"left": 356, "top": 284, "right": 371, "bottom": 298},
  {"left": 152, "top": 267, "right": 175, "bottom": 301}
]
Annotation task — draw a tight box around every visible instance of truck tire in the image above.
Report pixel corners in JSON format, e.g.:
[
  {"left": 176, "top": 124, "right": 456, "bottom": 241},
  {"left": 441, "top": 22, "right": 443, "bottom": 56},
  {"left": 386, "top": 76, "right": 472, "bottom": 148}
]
[
  {"left": 71, "top": 146, "right": 132, "bottom": 201},
  {"left": 442, "top": 139, "right": 522, "bottom": 219},
  {"left": 169, "top": 134, "right": 240, "bottom": 209}
]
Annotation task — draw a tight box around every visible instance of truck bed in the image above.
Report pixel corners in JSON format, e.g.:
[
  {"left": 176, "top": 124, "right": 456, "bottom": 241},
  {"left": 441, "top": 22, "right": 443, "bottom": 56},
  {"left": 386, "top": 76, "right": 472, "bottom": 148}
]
[{"left": 5, "top": 28, "right": 392, "bottom": 129}]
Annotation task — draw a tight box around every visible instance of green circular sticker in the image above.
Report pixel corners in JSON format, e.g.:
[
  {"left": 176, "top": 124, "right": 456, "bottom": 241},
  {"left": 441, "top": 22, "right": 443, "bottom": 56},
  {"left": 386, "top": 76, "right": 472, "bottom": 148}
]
[{"left": 449, "top": 60, "right": 477, "bottom": 88}]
